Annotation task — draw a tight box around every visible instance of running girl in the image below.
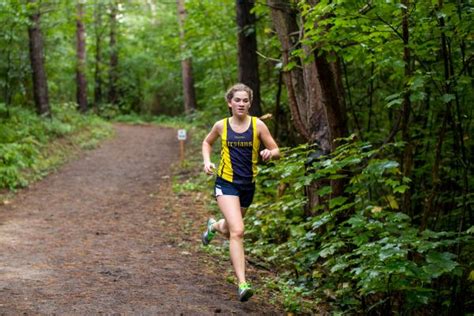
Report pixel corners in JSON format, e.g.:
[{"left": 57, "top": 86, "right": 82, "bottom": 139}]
[{"left": 201, "top": 83, "right": 280, "bottom": 302}]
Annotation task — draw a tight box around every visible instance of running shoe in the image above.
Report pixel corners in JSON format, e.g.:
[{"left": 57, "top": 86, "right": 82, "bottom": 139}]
[
  {"left": 201, "top": 218, "right": 217, "bottom": 246},
  {"left": 238, "top": 282, "right": 254, "bottom": 302}
]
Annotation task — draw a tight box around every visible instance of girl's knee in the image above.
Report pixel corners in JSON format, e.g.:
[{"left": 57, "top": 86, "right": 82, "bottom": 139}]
[{"left": 229, "top": 227, "right": 244, "bottom": 239}]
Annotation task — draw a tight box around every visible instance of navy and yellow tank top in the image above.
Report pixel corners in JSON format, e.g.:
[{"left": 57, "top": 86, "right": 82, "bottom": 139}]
[{"left": 218, "top": 116, "right": 260, "bottom": 184}]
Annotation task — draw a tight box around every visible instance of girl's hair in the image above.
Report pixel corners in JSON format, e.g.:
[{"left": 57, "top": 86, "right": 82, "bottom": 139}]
[{"left": 225, "top": 83, "right": 253, "bottom": 103}]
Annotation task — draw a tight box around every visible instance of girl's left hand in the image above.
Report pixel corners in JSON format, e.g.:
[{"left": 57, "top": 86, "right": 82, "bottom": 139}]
[{"left": 260, "top": 149, "right": 273, "bottom": 161}]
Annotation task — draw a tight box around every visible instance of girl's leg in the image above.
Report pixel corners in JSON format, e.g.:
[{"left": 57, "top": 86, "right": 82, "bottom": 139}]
[
  {"left": 213, "top": 207, "right": 247, "bottom": 238},
  {"left": 216, "top": 195, "right": 247, "bottom": 284}
]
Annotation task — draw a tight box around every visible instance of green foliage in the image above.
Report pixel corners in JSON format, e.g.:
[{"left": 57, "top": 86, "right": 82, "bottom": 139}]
[
  {"left": 114, "top": 2, "right": 182, "bottom": 114},
  {"left": 246, "top": 138, "right": 472, "bottom": 314},
  {"left": 0, "top": 1, "right": 31, "bottom": 106},
  {"left": 186, "top": 0, "right": 238, "bottom": 115},
  {"left": 0, "top": 103, "right": 112, "bottom": 190}
]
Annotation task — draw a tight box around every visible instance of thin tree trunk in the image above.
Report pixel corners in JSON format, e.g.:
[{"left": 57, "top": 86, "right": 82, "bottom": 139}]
[
  {"left": 401, "top": 0, "right": 414, "bottom": 217},
  {"left": 94, "top": 1, "right": 103, "bottom": 108},
  {"left": 236, "top": 0, "right": 262, "bottom": 117},
  {"left": 177, "top": 0, "right": 197, "bottom": 113},
  {"left": 76, "top": 0, "right": 88, "bottom": 112},
  {"left": 3, "top": 24, "right": 14, "bottom": 112},
  {"left": 367, "top": 62, "right": 374, "bottom": 134},
  {"left": 342, "top": 57, "right": 362, "bottom": 139},
  {"left": 27, "top": 0, "right": 50, "bottom": 117},
  {"left": 447, "top": 28, "right": 471, "bottom": 235},
  {"left": 273, "top": 70, "right": 283, "bottom": 138},
  {"left": 146, "top": 0, "right": 157, "bottom": 24},
  {"left": 108, "top": 1, "right": 118, "bottom": 105},
  {"left": 421, "top": 0, "right": 452, "bottom": 230}
]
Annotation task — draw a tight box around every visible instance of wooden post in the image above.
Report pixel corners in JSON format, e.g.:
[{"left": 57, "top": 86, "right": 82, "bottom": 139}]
[
  {"left": 180, "top": 140, "right": 185, "bottom": 163},
  {"left": 177, "top": 129, "right": 187, "bottom": 163}
]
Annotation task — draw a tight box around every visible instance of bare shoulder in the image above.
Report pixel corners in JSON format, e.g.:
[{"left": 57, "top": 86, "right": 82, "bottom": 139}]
[
  {"left": 256, "top": 118, "right": 270, "bottom": 133},
  {"left": 212, "top": 119, "right": 225, "bottom": 134},
  {"left": 206, "top": 119, "right": 224, "bottom": 138}
]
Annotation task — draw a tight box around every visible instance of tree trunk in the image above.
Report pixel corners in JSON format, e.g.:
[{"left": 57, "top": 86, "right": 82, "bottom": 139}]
[
  {"left": 267, "top": 0, "right": 314, "bottom": 143},
  {"left": 76, "top": 0, "right": 88, "bottom": 112},
  {"left": 108, "top": 1, "right": 118, "bottom": 105},
  {"left": 3, "top": 24, "right": 15, "bottom": 110},
  {"left": 94, "top": 1, "right": 103, "bottom": 108},
  {"left": 273, "top": 70, "right": 283, "bottom": 139},
  {"left": 313, "top": 53, "right": 348, "bottom": 150},
  {"left": 177, "top": 0, "right": 197, "bottom": 113},
  {"left": 236, "top": 0, "right": 262, "bottom": 117},
  {"left": 313, "top": 53, "right": 348, "bottom": 198},
  {"left": 268, "top": 0, "right": 349, "bottom": 212},
  {"left": 400, "top": 0, "right": 414, "bottom": 218},
  {"left": 146, "top": 0, "right": 157, "bottom": 24},
  {"left": 421, "top": 0, "right": 453, "bottom": 230},
  {"left": 27, "top": 0, "right": 50, "bottom": 117}
]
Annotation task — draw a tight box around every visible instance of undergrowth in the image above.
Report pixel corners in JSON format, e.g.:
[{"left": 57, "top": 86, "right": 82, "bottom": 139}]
[
  {"left": 0, "top": 103, "right": 113, "bottom": 191},
  {"left": 170, "top": 116, "right": 474, "bottom": 314}
]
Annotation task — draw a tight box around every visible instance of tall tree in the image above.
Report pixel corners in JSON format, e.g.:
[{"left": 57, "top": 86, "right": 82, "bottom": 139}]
[
  {"left": 177, "top": 0, "right": 197, "bottom": 113},
  {"left": 268, "top": 0, "right": 348, "bottom": 149},
  {"left": 93, "top": 1, "right": 104, "bottom": 108},
  {"left": 27, "top": 0, "right": 50, "bottom": 116},
  {"left": 268, "top": 0, "right": 349, "bottom": 210},
  {"left": 108, "top": 0, "right": 118, "bottom": 105},
  {"left": 76, "top": 0, "right": 88, "bottom": 112},
  {"left": 236, "top": 0, "right": 262, "bottom": 116},
  {"left": 267, "top": 1, "right": 325, "bottom": 147}
]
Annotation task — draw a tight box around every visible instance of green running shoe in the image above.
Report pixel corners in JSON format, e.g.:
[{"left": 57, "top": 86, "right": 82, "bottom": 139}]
[
  {"left": 201, "top": 218, "right": 217, "bottom": 246},
  {"left": 238, "top": 282, "right": 254, "bottom": 302}
]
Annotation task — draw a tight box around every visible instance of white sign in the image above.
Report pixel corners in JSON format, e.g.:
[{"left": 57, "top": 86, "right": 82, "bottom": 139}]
[{"left": 177, "top": 129, "right": 187, "bottom": 141}]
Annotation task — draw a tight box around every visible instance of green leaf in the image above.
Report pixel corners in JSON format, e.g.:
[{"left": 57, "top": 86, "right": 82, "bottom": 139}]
[
  {"left": 329, "top": 196, "right": 348, "bottom": 209},
  {"left": 317, "top": 185, "right": 332, "bottom": 196},
  {"left": 441, "top": 94, "right": 455, "bottom": 103},
  {"left": 466, "top": 226, "right": 474, "bottom": 234},
  {"left": 423, "top": 252, "right": 458, "bottom": 277},
  {"left": 393, "top": 185, "right": 410, "bottom": 193},
  {"left": 312, "top": 213, "right": 332, "bottom": 229}
]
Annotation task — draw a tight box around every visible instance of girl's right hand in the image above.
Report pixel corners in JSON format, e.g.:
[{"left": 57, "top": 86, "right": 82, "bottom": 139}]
[{"left": 203, "top": 162, "right": 216, "bottom": 175}]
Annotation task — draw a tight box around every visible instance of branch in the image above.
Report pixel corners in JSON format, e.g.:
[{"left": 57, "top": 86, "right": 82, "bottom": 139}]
[
  {"left": 256, "top": 50, "right": 281, "bottom": 64},
  {"left": 383, "top": 110, "right": 403, "bottom": 144}
]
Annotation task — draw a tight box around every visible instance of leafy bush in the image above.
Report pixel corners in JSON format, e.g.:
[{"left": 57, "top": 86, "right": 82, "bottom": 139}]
[{"left": 246, "top": 137, "right": 472, "bottom": 314}]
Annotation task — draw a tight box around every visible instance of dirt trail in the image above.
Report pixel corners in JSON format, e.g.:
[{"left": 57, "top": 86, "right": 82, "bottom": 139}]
[{"left": 0, "top": 124, "right": 283, "bottom": 315}]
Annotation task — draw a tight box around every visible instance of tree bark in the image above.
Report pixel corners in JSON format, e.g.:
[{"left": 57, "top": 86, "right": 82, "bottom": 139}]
[
  {"left": 3, "top": 24, "right": 15, "bottom": 110},
  {"left": 177, "top": 0, "right": 197, "bottom": 113},
  {"left": 94, "top": 1, "right": 104, "bottom": 108},
  {"left": 27, "top": 0, "right": 50, "bottom": 117},
  {"left": 313, "top": 53, "right": 348, "bottom": 150},
  {"left": 400, "top": 0, "right": 414, "bottom": 218},
  {"left": 267, "top": 0, "right": 314, "bottom": 143},
  {"left": 236, "top": 0, "right": 262, "bottom": 117},
  {"left": 76, "top": 0, "right": 88, "bottom": 112},
  {"left": 108, "top": 1, "right": 118, "bottom": 105},
  {"left": 268, "top": 0, "right": 349, "bottom": 213}
]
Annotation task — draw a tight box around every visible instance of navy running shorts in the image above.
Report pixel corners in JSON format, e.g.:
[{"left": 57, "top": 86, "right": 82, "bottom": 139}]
[{"left": 214, "top": 177, "right": 256, "bottom": 208}]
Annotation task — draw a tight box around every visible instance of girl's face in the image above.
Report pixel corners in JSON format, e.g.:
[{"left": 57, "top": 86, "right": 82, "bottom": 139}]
[{"left": 228, "top": 90, "right": 251, "bottom": 117}]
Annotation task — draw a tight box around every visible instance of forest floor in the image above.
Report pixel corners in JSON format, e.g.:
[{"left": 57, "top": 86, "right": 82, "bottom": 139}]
[{"left": 0, "top": 124, "right": 284, "bottom": 315}]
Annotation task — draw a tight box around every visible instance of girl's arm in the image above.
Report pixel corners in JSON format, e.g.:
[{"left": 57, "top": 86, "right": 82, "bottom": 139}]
[
  {"left": 257, "top": 119, "right": 280, "bottom": 161},
  {"left": 202, "top": 121, "right": 222, "bottom": 174}
]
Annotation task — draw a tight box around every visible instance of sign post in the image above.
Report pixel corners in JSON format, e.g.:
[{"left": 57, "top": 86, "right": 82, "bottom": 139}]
[{"left": 177, "top": 129, "right": 187, "bottom": 163}]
